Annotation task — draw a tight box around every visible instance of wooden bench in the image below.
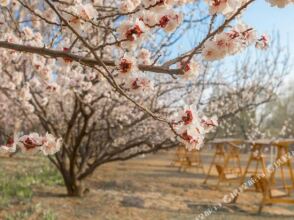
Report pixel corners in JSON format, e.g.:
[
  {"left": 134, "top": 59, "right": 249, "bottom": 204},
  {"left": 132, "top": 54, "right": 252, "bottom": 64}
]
[{"left": 253, "top": 175, "right": 294, "bottom": 213}]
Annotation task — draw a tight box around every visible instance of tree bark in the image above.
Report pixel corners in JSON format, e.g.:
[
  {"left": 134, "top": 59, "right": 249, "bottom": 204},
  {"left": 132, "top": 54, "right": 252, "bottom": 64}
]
[{"left": 62, "top": 171, "right": 85, "bottom": 197}]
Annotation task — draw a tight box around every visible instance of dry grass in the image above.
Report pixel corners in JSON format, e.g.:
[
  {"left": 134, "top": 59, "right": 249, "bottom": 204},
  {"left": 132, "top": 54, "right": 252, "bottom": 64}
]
[{"left": 0, "top": 150, "right": 294, "bottom": 220}]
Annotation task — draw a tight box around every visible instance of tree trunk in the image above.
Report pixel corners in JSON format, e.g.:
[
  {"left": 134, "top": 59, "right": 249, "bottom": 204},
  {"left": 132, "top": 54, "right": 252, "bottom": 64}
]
[
  {"left": 66, "top": 180, "right": 85, "bottom": 197},
  {"left": 62, "top": 171, "right": 85, "bottom": 197}
]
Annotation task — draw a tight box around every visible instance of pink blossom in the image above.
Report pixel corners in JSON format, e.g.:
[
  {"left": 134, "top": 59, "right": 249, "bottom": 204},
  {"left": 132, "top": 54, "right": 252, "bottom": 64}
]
[
  {"left": 41, "top": 133, "right": 62, "bottom": 156},
  {"left": 116, "top": 55, "right": 137, "bottom": 76},
  {"left": 255, "top": 34, "right": 270, "bottom": 50}
]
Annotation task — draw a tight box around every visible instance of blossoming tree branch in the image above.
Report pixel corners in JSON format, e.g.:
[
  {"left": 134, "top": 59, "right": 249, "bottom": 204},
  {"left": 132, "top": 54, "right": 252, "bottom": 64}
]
[{"left": 0, "top": 0, "right": 292, "bottom": 196}]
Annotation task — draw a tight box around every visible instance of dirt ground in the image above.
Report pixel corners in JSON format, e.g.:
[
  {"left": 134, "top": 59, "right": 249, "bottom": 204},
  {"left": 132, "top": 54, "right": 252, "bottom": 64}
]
[{"left": 1, "top": 150, "right": 294, "bottom": 220}]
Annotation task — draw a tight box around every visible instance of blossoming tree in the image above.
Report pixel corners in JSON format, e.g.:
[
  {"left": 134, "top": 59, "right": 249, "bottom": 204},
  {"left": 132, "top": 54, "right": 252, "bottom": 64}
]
[
  {"left": 204, "top": 42, "right": 290, "bottom": 140},
  {"left": 262, "top": 82, "right": 294, "bottom": 138},
  {"left": 0, "top": 0, "right": 292, "bottom": 196}
]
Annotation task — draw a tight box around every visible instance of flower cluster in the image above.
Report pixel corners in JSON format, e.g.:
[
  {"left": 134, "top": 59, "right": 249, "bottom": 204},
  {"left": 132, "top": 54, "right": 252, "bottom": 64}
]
[
  {"left": 50, "top": 0, "right": 292, "bottom": 95},
  {"left": 119, "top": 0, "right": 141, "bottom": 13},
  {"left": 172, "top": 105, "right": 218, "bottom": 150},
  {"left": 206, "top": 0, "right": 294, "bottom": 15},
  {"left": 128, "top": 77, "right": 153, "bottom": 92},
  {"left": 205, "top": 0, "right": 243, "bottom": 16},
  {"left": 0, "top": 133, "right": 62, "bottom": 156},
  {"left": 64, "top": 3, "right": 98, "bottom": 30},
  {"left": 116, "top": 52, "right": 153, "bottom": 91},
  {"left": 117, "top": 19, "right": 146, "bottom": 49},
  {"left": 117, "top": 12, "right": 182, "bottom": 50},
  {"left": 178, "top": 59, "right": 201, "bottom": 79},
  {"left": 0, "top": 0, "right": 10, "bottom": 7},
  {"left": 202, "top": 22, "right": 267, "bottom": 61},
  {"left": 255, "top": 34, "right": 270, "bottom": 50},
  {"left": 116, "top": 54, "right": 137, "bottom": 76},
  {"left": 267, "top": 0, "right": 294, "bottom": 8}
]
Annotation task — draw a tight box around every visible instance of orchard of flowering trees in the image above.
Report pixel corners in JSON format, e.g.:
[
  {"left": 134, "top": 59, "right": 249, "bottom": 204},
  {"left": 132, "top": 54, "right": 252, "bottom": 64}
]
[{"left": 0, "top": 0, "right": 292, "bottom": 196}]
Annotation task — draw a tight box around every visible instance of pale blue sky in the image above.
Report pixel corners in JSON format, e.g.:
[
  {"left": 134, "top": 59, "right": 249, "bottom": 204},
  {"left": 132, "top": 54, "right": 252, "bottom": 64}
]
[
  {"left": 244, "top": 1, "right": 294, "bottom": 55},
  {"left": 162, "top": 1, "right": 294, "bottom": 83},
  {"left": 171, "top": 1, "right": 294, "bottom": 62},
  {"left": 244, "top": 1, "right": 294, "bottom": 83}
]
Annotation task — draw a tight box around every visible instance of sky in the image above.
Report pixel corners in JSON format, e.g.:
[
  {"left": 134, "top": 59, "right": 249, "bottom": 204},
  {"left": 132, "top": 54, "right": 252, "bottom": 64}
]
[
  {"left": 172, "top": 1, "right": 294, "bottom": 62},
  {"left": 243, "top": 1, "right": 294, "bottom": 82},
  {"left": 244, "top": 1, "right": 294, "bottom": 56},
  {"left": 162, "top": 1, "right": 294, "bottom": 87}
]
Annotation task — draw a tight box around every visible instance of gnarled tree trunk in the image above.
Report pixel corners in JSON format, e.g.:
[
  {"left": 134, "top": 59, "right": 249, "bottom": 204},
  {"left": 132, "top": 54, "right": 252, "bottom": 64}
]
[{"left": 61, "top": 171, "right": 85, "bottom": 197}]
